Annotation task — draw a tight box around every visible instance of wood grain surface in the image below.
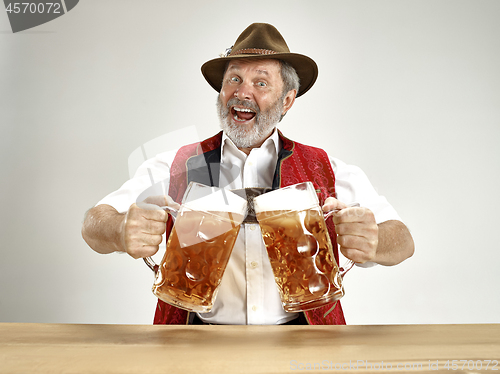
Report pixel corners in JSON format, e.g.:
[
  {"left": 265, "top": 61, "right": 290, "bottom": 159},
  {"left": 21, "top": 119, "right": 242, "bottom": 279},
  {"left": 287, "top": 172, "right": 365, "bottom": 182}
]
[{"left": 0, "top": 323, "right": 498, "bottom": 373}]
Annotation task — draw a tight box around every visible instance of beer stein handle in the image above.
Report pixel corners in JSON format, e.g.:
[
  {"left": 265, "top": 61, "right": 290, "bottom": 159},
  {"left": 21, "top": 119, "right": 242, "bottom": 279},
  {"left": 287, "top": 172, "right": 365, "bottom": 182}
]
[
  {"left": 143, "top": 205, "right": 178, "bottom": 275},
  {"left": 323, "top": 202, "right": 360, "bottom": 277},
  {"left": 338, "top": 259, "right": 355, "bottom": 277}
]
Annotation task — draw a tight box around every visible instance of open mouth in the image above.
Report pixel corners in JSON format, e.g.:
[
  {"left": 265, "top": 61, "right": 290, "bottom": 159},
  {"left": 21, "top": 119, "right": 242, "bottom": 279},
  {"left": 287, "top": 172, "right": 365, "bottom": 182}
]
[{"left": 231, "top": 106, "right": 257, "bottom": 122}]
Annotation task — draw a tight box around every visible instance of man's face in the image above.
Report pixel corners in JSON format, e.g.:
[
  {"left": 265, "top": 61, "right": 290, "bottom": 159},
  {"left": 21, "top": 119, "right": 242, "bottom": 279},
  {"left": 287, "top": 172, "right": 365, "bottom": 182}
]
[{"left": 217, "top": 59, "right": 294, "bottom": 149}]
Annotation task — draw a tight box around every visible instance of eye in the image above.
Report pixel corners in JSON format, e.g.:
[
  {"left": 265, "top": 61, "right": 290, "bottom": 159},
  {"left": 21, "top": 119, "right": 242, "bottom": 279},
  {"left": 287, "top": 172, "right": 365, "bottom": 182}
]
[
  {"left": 257, "top": 81, "right": 267, "bottom": 87},
  {"left": 230, "top": 76, "right": 240, "bottom": 83}
]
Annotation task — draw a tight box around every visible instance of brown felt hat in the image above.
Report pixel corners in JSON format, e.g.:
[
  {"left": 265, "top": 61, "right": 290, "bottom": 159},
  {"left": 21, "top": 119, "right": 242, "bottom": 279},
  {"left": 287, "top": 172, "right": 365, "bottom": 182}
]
[{"left": 201, "top": 23, "right": 318, "bottom": 97}]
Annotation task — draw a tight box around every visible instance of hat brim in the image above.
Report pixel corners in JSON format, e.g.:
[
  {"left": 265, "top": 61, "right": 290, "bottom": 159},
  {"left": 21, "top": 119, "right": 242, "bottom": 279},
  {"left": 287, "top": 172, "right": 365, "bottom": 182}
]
[{"left": 201, "top": 53, "right": 318, "bottom": 98}]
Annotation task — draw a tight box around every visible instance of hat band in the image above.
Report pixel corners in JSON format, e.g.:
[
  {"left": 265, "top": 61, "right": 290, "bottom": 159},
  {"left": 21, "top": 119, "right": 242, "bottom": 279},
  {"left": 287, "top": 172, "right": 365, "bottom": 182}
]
[{"left": 230, "top": 48, "right": 278, "bottom": 56}]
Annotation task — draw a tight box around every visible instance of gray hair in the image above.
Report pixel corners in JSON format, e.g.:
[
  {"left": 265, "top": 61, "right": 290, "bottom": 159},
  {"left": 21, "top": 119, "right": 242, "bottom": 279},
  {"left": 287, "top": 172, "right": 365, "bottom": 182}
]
[
  {"left": 279, "top": 60, "right": 300, "bottom": 99},
  {"left": 278, "top": 60, "right": 299, "bottom": 121}
]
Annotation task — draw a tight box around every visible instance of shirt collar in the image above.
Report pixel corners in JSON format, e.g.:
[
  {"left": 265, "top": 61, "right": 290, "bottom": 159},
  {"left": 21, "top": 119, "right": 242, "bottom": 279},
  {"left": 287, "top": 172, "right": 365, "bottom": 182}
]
[{"left": 221, "top": 128, "right": 281, "bottom": 162}]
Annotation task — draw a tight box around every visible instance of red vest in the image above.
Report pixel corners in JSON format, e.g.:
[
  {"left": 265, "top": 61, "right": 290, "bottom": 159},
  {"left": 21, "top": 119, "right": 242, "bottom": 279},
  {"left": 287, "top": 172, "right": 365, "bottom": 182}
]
[{"left": 153, "top": 131, "right": 346, "bottom": 325}]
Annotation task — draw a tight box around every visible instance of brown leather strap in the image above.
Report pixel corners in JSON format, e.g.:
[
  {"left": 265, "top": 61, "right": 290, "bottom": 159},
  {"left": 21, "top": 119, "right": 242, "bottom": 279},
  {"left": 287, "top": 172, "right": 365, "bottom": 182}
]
[{"left": 230, "top": 187, "right": 272, "bottom": 224}]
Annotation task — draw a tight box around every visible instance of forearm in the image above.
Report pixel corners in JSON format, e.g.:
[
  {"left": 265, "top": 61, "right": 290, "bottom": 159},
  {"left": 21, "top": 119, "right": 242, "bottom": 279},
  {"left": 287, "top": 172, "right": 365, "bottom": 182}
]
[
  {"left": 81, "top": 204, "right": 126, "bottom": 254},
  {"left": 373, "top": 220, "right": 414, "bottom": 266}
]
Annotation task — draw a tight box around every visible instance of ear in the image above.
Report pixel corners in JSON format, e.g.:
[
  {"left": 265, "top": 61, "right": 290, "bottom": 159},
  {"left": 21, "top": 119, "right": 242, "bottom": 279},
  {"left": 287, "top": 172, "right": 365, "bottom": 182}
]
[{"left": 281, "top": 89, "right": 297, "bottom": 116}]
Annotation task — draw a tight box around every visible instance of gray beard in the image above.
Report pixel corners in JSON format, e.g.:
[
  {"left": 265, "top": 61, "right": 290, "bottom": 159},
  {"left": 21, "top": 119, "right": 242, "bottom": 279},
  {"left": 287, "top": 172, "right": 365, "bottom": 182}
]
[{"left": 217, "top": 95, "right": 283, "bottom": 149}]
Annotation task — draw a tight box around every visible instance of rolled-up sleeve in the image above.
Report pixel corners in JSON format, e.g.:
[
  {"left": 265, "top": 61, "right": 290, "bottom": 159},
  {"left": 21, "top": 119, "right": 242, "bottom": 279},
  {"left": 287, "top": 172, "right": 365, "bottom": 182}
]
[
  {"left": 330, "top": 157, "right": 402, "bottom": 224},
  {"left": 330, "top": 157, "right": 403, "bottom": 268},
  {"left": 96, "top": 149, "right": 178, "bottom": 213}
]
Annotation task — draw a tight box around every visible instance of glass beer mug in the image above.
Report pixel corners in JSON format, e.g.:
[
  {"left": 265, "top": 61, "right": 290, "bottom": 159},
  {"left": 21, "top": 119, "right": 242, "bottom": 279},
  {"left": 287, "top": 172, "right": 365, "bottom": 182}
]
[
  {"left": 144, "top": 182, "right": 247, "bottom": 313},
  {"left": 253, "top": 182, "right": 355, "bottom": 312}
]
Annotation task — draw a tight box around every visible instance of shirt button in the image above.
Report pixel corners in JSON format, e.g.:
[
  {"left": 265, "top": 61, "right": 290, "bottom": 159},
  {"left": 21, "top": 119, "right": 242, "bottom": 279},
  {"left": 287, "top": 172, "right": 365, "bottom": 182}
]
[
  {"left": 250, "top": 261, "right": 258, "bottom": 268},
  {"left": 252, "top": 305, "right": 258, "bottom": 312},
  {"left": 250, "top": 225, "right": 257, "bottom": 231}
]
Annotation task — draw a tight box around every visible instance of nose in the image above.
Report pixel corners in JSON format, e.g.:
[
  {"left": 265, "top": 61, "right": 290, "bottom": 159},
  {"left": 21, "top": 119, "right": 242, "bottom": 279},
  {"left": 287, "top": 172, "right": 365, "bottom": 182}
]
[{"left": 234, "top": 81, "right": 253, "bottom": 101}]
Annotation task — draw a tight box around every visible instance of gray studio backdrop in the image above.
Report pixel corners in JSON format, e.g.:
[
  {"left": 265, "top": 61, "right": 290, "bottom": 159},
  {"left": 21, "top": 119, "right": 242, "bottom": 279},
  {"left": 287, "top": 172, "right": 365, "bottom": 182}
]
[{"left": 1, "top": 0, "right": 499, "bottom": 325}]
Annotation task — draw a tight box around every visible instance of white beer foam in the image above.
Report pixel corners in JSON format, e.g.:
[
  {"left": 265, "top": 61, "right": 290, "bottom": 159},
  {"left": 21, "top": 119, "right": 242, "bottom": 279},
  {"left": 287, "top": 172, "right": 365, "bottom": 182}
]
[
  {"left": 254, "top": 184, "right": 318, "bottom": 212},
  {"left": 183, "top": 184, "right": 247, "bottom": 217}
]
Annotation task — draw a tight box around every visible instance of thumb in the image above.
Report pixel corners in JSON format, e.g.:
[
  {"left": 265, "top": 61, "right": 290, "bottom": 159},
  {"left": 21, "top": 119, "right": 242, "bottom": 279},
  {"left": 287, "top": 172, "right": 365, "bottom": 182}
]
[
  {"left": 322, "top": 196, "right": 348, "bottom": 212},
  {"left": 141, "top": 195, "right": 181, "bottom": 210}
]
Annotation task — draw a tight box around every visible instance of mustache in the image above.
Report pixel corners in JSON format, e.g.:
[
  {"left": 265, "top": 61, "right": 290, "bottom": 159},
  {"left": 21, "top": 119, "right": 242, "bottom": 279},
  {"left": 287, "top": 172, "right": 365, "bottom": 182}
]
[{"left": 225, "top": 98, "right": 260, "bottom": 115}]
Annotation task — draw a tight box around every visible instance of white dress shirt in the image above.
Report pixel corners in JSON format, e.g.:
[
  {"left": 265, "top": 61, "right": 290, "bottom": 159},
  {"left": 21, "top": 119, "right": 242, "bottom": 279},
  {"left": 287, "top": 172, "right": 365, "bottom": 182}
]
[{"left": 97, "top": 129, "right": 401, "bottom": 324}]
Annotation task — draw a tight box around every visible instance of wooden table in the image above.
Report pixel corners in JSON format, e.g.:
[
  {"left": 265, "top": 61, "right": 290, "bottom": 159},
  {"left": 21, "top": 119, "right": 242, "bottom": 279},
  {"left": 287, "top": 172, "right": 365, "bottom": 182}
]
[{"left": 0, "top": 323, "right": 498, "bottom": 373}]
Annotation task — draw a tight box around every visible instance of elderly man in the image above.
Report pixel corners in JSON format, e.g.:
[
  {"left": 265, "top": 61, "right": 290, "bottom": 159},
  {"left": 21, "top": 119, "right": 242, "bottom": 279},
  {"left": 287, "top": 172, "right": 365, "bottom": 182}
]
[{"left": 82, "top": 23, "right": 414, "bottom": 326}]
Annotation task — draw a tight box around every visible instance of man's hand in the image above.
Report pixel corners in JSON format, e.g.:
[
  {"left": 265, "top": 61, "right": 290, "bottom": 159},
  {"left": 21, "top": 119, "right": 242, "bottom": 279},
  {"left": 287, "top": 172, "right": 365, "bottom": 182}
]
[
  {"left": 322, "top": 197, "right": 378, "bottom": 264},
  {"left": 120, "top": 196, "right": 178, "bottom": 259},
  {"left": 82, "top": 196, "right": 180, "bottom": 259},
  {"left": 322, "top": 197, "right": 414, "bottom": 266}
]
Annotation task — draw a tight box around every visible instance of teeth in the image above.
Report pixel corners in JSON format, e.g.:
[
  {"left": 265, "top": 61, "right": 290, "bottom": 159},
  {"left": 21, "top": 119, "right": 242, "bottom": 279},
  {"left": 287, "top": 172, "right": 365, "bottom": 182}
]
[
  {"left": 233, "top": 107, "right": 255, "bottom": 113},
  {"left": 232, "top": 106, "right": 256, "bottom": 122}
]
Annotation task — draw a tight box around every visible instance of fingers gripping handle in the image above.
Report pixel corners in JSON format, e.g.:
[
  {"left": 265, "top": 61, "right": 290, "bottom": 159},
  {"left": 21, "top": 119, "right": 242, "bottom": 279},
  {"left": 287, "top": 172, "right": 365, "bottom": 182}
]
[
  {"left": 143, "top": 205, "right": 178, "bottom": 275},
  {"left": 324, "top": 202, "right": 360, "bottom": 277}
]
